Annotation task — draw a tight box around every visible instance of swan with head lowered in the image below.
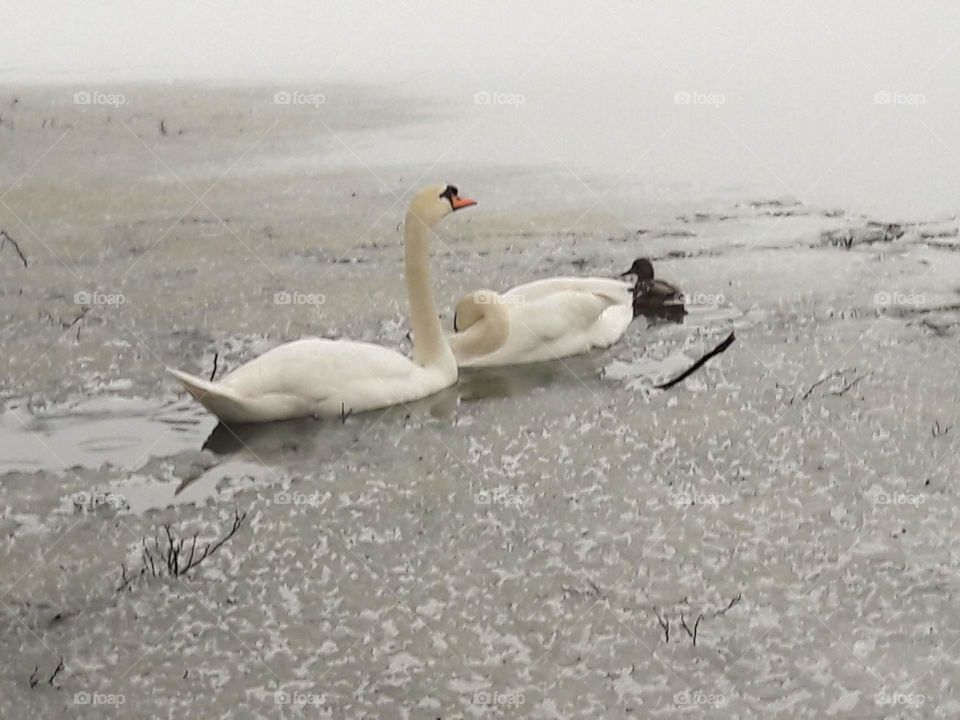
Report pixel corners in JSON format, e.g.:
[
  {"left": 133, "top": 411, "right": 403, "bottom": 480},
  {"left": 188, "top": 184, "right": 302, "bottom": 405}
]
[
  {"left": 448, "top": 258, "right": 682, "bottom": 368},
  {"left": 168, "top": 184, "right": 476, "bottom": 423}
]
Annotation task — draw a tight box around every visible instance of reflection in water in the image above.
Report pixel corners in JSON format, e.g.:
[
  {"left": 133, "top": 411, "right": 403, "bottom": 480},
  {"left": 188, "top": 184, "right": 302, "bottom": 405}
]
[
  {"left": 7, "top": 348, "right": 617, "bottom": 512},
  {"left": 112, "top": 353, "right": 612, "bottom": 511},
  {"left": 200, "top": 385, "right": 462, "bottom": 457},
  {"left": 457, "top": 353, "right": 605, "bottom": 401},
  {"left": 0, "top": 396, "right": 213, "bottom": 473}
]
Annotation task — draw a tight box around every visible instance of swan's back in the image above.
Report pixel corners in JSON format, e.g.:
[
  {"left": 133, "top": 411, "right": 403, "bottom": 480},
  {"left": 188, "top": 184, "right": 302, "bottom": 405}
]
[
  {"left": 213, "top": 337, "right": 454, "bottom": 418},
  {"left": 458, "top": 290, "right": 631, "bottom": 367},
  {"left": 221, "top": 338, "right": 413, "bottom": 394},
  {"left": 504, "top": 276, "right": 632, "bottom": 305}
]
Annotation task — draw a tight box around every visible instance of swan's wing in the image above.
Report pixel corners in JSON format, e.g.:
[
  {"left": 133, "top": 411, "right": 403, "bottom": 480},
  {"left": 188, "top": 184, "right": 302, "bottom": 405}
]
[
  {"left": 219, "top": 338, "right": 419, "bottom": 400},
  {"left": 488, "top": 292, "right": 618, "bottom": 361},
  {"left": 516, "top": 292, "right": 618, "bottom": 336},
  {"left": 454, "top": 279, "right": 635, "bottom": 367},
  {"left": 504, "top": 276, "right": 632, "bottom": 305}
]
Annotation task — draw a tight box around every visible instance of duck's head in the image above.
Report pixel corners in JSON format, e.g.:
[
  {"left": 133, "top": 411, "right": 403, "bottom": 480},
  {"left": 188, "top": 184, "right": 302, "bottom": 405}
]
[
  {"left": 408, "top": 184, "right": 477, "bottom": 227},
  {"left": 619, "top": 258, "right": 655, "bottom": 282}
]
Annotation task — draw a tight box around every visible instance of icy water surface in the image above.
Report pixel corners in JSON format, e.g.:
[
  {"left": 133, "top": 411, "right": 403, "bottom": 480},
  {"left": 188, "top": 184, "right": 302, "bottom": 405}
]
[{"left": 2, "top": 86, "right": 960, "bottom": 718}]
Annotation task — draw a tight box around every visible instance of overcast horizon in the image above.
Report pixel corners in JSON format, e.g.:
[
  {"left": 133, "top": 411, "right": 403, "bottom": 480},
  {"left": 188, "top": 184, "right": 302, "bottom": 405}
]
[{"left": 3, "top": 1, "right": 959, "bottom": 217}]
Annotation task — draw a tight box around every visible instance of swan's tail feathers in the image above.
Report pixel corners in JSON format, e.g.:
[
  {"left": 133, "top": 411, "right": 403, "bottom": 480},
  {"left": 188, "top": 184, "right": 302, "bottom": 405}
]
[{"left": 167, "top": 368, "right": 248, "bottom": 423}]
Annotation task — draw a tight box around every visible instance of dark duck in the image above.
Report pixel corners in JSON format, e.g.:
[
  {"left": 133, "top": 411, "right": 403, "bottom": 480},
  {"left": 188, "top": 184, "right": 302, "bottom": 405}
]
[{"left": 620, "top": 258, "right": 686, "bottom": 321}]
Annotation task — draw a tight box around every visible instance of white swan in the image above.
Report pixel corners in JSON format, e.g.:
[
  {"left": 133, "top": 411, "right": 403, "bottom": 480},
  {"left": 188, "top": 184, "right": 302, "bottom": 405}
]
[
  {"left": 168, "top": 184, "right": 477, "bottom": 423},
  {"left": 448, "top": 274, "right": 636, "bottom": 368}
]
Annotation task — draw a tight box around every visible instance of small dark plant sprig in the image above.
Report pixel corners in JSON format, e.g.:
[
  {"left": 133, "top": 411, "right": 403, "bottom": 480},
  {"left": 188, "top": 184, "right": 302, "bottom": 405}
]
[
  {"left": 118, "top": 509, "right": 246, "bottom": 592},
  {"left": 1, "top": 229, "right": 27, "bottom": 267},
  {"left": 653, "top": 592, "right": 742, "bottom": 647}
]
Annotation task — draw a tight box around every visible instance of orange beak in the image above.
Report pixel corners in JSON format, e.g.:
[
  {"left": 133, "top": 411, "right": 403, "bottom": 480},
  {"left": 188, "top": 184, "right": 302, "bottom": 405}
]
[{"left": 451, "top": 195, "right": 477, "bottom": 210}]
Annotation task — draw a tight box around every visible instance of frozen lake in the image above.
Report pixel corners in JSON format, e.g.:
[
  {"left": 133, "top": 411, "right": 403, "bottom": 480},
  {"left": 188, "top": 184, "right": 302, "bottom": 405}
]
[{"left": 1, "top": 84, "right": 959, "bottom": 717}]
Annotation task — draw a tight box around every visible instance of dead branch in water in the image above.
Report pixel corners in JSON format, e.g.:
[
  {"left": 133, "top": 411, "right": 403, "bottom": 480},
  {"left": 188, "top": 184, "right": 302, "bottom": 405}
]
[
  {"left": 796, "top": 370, "right": 846, "bottom": 403},
  {"left": 48, "top": 657, "right": 64, "bottom": 685},
  {"left": 64, "top": 306, "right": 89, "bottom": 341},
  {"left": 829, "top": 372, "right": 869, "bottom": 397},
  {"left": 715, "top": 592, "right": 742, "bottom": 616},
  {"left": 932, "top": 420, "right": 951, "bottom": 438},
  {"left": 117, "top": 562, "right": 143, "bottom": 593},
  {"left": 38, "top": 305, "right": 89, "bottom": 342},
  {"left": 656, "top": 331, "right": 736, "bottom": 390},
  {"left": 680, "top": 613, "right": 703, "bottom": 645},
  {"left": 1, "top": 230, "right": 27, "bottom": 267},
  {"left": 117, "top": 509, "right": 247, "bottom": 591},
  {"left": 653, "top": 606, "right": 670, "bottom": 642},
  {"left": 650, "top": 593, "right": 742, "bottom": 647},
  {"left": 791, "top": 368, "right": 865, "bottom": 403},
  {"left": 209, "top": 352, "right": 219, "bottom": 381}
]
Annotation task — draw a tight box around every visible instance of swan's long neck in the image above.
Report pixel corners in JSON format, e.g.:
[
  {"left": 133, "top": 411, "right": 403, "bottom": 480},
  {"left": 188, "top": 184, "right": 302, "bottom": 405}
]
[{"left": 404, "top": 211, "right": 450, "bottom": 367}]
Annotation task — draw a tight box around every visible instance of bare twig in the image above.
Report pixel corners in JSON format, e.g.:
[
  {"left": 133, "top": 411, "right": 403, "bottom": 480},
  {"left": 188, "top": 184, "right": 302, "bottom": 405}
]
[
  {"left": 653, "top": 607, "right": 670, "bottom": 643},
  {"left": 656, "top": 331, "right": 736, "bottom": 390},
  {"left": 48, "top": 657, "right": 64, "bottom": 685},
  {"left": 829, "top": 372, "right": 868, "bottom": 397},
  {"left": 116, "top": 562, "right": 146, "bottom": 592},
  {"left": 680, "top": 613, "right": 703, "bottom": 645},
  {"left": 62, "top": 306, "right": 90, "bottom": 331},
  {"left": 1, "top": 230, "right": 27, "bottom": 267},
  {"left": 715, "top": 592, "right": 742, "bottom": 616},
  {"left": 186, "top": 531, "right": 199, "bottom": 570},
  {"left": 794, "top": 369, "right": 846, "bottom": 403},
  {"left": 586, "top": 579, "right": 602, "bottom": 599},
  {"left": 209, "top": 352, "right": 219, "bottom": 381},
  {"left": 120, "top": 510, "right": 247, "bottom": 591},
  {"left": 932, "top": 420, "right": 951, "bottom": 438},
  {"left": 28, "top": 666, "right": 39, "bottom": 688},
  {"left": 179, "top": 509, "right": 246, "bottom": 574},
  {"left": 142, "top": 539, "right": 157, "bottom": 577},
  {"left": 340, "top": 402, "right": 353, "bottom": 424}
]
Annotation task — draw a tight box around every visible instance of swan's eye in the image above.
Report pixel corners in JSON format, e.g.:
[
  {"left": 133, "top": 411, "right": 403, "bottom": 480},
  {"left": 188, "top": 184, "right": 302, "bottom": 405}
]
[{"left": 439, "top": 185, "right": 458, "bottom": 201}]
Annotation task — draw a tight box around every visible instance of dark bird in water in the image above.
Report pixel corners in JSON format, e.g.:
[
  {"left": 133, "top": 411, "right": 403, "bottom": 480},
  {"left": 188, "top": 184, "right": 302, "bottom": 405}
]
[{"left": 620, "top": 258, "right": 686, "bottom": 321}]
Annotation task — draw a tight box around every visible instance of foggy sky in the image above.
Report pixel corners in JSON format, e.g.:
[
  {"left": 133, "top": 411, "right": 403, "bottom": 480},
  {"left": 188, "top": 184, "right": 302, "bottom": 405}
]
[{"left": 2, "top": 1, "right": 959, "bottom": 217}]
